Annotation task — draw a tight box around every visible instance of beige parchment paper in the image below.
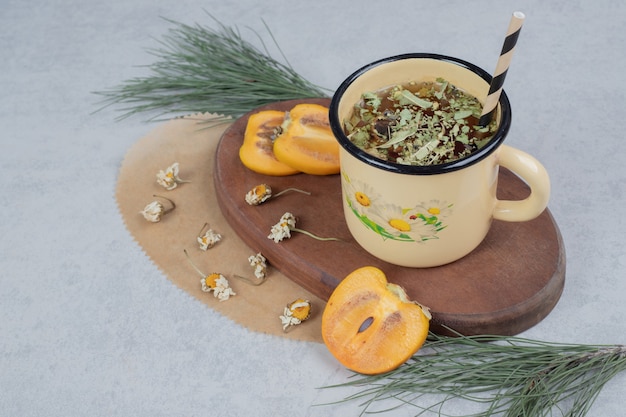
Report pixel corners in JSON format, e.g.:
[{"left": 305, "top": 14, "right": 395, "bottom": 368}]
[{"left": 115, "top": 114, "right": 325, "bottom": 343}]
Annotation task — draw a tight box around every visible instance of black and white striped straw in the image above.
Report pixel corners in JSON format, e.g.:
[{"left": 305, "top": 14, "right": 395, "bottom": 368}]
[{"left": 479, "top": 11, "right": 525, "bottom": 127}]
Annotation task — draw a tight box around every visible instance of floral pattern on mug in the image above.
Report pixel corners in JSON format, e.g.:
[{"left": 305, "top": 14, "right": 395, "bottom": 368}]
[
  {"left": 342, "top": 172, "right": 452, "bottom": 243},
  {"left": 341, "top": 174, "right": 381, "bottom": 215}
]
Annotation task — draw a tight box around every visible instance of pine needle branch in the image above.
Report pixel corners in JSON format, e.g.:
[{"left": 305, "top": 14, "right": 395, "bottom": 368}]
[
  {"left": 93, "top": 14, "right": 330, "bottom": 122},
  {"left": 321, "top": 330, "right": 626, "bottom": 417}
]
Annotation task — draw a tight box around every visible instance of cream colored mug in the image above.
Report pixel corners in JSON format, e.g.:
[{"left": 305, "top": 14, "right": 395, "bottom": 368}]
[{"left": 329, "top": 53, "right": 550, "bottom": 267}]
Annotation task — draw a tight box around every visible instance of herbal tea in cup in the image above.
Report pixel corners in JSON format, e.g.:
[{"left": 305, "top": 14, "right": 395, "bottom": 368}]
[
  {"left": 329, "top": 53, "right": 550, "bottom": 268},
  {"left": 344, "top": 79, "right": 498, "bottom": 166}
]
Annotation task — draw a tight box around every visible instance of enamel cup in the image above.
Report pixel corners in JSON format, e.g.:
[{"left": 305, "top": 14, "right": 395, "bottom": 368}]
[{"left": 329, "top": 53, "right": 550, "bottom": 267}]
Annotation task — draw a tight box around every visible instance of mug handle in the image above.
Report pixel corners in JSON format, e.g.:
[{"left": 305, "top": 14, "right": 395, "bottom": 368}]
[{"left": 493, "top": 145, "right": 551, "bottom": 222}]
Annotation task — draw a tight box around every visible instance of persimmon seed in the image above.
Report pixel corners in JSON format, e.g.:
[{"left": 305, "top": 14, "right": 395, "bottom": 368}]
[{"left": 358, "top": 316, "right": 375, "bottom": 333}]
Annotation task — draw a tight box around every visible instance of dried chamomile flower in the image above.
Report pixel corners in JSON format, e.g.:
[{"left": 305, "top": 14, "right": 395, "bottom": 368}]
[
  {"left": 268, "top": 212, "right": 341, "bottom": 243},
  {"left": 197, "top": 222, "right": 222, "bottom": 250},
  {"left": 245, "top": 183, "right": 310, "bottom": 206},
  {"left": 245, "top": 184, "right": 272, "bottom": 205},
  {"left": 248, "top": 252, "right": 268, "bottom": 280},
  {"left": 268, "top": 212, "right": 296, "bottom": 242},
  {"left": 280, "top": 298, "right": 312, "bottom": 332},
  {"left": 234, "top": 252, "right": 268, "bottom": 286},
  {"left": 184, "top": 249, "right": 235, "bottom": 301},
  {"left": 201, "top": 273, "right": 236, "bottom": 301},
  {"left": 156, "top": 162, "right": 190, "bottom": 190},
  {"left": 139, "top": 195, "right": 176, "bottom": 222}
]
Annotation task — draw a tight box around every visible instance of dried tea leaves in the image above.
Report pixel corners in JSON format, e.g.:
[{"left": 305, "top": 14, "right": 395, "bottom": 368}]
[{"left": 344, "top": 78, "right": 498, "bottom": 166}]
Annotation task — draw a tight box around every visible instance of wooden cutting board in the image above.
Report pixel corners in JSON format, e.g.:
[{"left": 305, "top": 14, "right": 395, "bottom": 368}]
[{"left": 214, "top": 98, "right": 565, "bottom": 336}]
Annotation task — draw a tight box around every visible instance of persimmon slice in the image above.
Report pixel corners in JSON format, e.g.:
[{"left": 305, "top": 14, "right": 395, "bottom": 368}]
[
  {"left": 273, "top": 103, "right": 340, "bottom": 175},
  {"left": 239, "top": 110, "right": 301, "bottom": 176},
  {"left": 321, "top": 266, "right": 430, "bottom": 375}
]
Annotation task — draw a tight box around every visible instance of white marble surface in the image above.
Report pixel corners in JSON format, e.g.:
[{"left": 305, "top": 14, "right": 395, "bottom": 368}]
[{"left": 2, "top": 0, "right": 625, "bottom": 416}]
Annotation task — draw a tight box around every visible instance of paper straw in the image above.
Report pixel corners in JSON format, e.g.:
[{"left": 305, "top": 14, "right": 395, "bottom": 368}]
[{"left": 479, "top": 11, "right": 525, "bottom": 127}]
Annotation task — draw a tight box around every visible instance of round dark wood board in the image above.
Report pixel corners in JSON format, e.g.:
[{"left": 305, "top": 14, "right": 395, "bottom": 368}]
[{"left": 214, "top": 98, "right": 566, "bottom": 336}]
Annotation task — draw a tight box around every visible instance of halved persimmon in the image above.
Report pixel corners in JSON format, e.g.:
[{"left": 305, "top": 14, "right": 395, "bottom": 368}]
[
  {"left": 272, "top": 103, "right": 340, "bottom": 175},
  {"left": 239, "top": 110, "right": 301, "bottom": 176},
  {"left": 321, "top": 266, "right": 431, "bottom": 375}
]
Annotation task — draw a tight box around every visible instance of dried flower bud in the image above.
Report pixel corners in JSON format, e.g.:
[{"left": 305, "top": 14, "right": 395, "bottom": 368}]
[
  {"left": 139, "top": 195, "right": 176, "bottom": 222},
  {"left": 140, "top": 201, "right": 164, "bottom": 222},
  {"left": 267, "top": 212, "right": 341, "bottom": 243},
  {"left": 156, "top": 162, "right": 189, "bottom": 190},
  {"left": 248, "top": 252, "right": 268, "bottom": 280},
  {"left": 197, "top": 223, "right": 222, "bottom": 250},
  {"left": 245, "top": 184, "right": 273, "bottom": 206},
  {"left": 233, "top": 253, "right": 269, "bottom": 286},
  {"left": 268, "top": 212, "right": 296, "bottom": 242},
  {"left": 201, "top": 273, "right": 236, "bottom": 301},
  {"left": 245, "top": 184, "right": 311, "bottom": 206},
  {"left": 184, "top": 249, "right": 235, "bottom": 301},
  {"left": 280, "top": 298, "right": 312, "bottom": 331}
]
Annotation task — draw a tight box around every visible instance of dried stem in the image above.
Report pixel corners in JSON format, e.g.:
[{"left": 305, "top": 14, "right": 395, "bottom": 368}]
[
  {"left": 273, "top": 188, "right": 311, "bottom": 198},
  {"left": 197, "top": 222, "right": 209, "bottom": 236},
  {"left": 153, "top": 194, "right": 176, "bottom": 213},
  {"left": 291, "top": 227, "right": 342, "bottom": 242},
  {"left": 183, "top": 249, "right": 205, "bottom": 278},
  {"left": 233, "top": 274, "right": 266, "bottom": 286}
]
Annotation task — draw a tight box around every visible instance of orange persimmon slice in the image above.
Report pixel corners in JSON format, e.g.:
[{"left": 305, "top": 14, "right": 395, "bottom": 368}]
[
  {"left": 321, "top": 266, "right": 431, "bottom": 375},
  {"left": 273, "top": 103, "right": 340, "bottom": 175},
  {"left": 239, "top": 110, "right": 301, "bottom": 176}
]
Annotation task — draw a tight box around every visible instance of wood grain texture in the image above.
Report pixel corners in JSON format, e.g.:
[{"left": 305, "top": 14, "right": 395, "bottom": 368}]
[{"left": 214, "top": 99, "right": 565, "bottom": 336}]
